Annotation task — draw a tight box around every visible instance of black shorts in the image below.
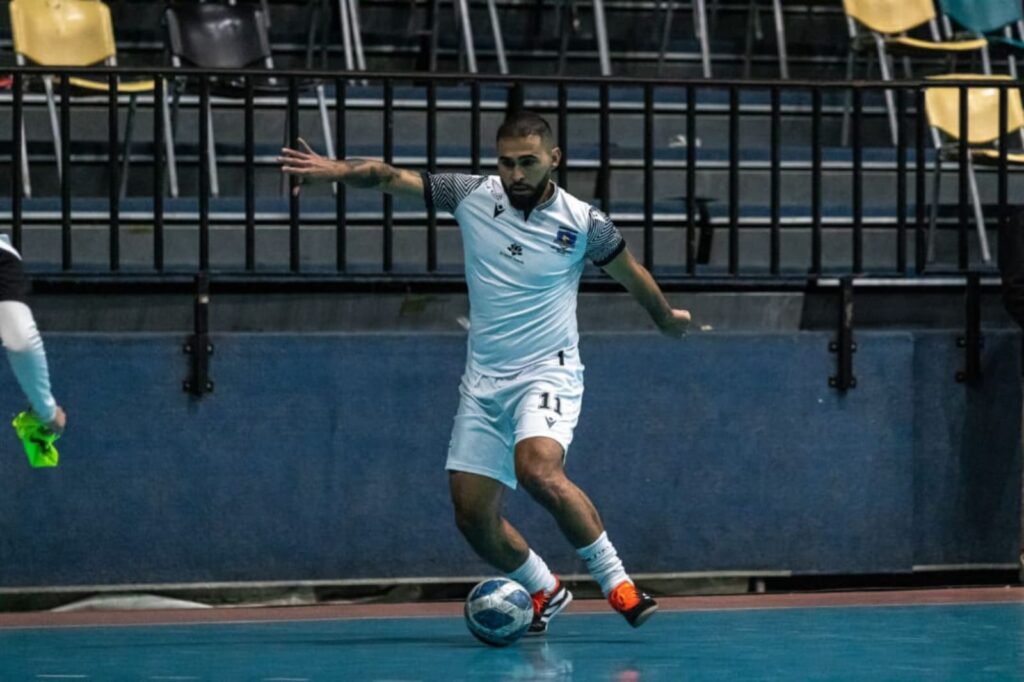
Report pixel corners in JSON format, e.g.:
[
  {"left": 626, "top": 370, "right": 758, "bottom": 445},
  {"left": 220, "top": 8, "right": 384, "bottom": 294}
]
[{"left": 0, "top": 249, "right": 28, "bottom": 303}]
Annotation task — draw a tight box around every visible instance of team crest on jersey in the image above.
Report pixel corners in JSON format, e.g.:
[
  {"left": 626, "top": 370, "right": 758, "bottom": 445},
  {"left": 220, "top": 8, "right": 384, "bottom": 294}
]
[{"left": 550, "top": 226, "right": 579, "bottom": 255}]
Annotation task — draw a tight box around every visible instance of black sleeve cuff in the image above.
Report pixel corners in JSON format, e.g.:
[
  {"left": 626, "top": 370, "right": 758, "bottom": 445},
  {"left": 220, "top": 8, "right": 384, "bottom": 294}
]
[
  {"left": 0, "top": 250, "right": 28, "bottom": 302},
  {"left": 421, "top": 172, "right": 434, "bottom": 213},
  {"left": 592, "top": 239, "right": 626, "bottom": 267}
]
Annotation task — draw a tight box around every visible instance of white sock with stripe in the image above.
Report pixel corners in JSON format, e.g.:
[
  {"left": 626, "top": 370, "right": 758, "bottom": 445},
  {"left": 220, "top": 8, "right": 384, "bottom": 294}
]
[
  {"left": 577, "top": 532, "right": 630, "bottom": 597},
  {"left": 507, "top": 549, "right": 558, "bottom": 595}
]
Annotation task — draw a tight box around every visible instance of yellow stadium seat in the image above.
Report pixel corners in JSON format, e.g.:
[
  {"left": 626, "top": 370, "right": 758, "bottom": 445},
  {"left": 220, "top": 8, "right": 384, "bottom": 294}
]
[
  {"left": 923, "top": 74, "right": 1024, "bottom": 265},
  {"left": 8, "top": 0, "right": 177, "bottom": 197},
  {"left": 841, "top": 0, "right": 989, "bottom": 147}
]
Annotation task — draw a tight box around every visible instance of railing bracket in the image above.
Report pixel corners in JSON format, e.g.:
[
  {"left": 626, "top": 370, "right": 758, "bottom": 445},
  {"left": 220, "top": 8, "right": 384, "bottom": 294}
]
[
  {"left": 956, "top": 272, "right": 983, "bottom": 384},
  {"left": 829, "top": 276, "right": 856, "bottom": 391},
  {"left": 183, "top": 272, "right": 214, "bottom": 396}
]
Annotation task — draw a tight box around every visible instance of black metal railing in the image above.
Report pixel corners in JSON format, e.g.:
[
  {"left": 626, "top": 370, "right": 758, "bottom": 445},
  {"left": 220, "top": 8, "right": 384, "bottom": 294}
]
[{"left": 1, "top": 66, "right": 1017, "bottom": 291}]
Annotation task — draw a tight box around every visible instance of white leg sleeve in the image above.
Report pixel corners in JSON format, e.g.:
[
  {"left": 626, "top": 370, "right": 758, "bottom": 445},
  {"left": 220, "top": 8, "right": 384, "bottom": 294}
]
[{"left": 0, "top": 300, "right": 56, "bottom": 423}]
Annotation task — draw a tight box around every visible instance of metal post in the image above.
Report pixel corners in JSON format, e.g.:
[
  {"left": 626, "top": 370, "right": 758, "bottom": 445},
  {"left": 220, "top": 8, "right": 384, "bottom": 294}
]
[
  {"left": 338, "top": 0, "right": 355, "bottom": 70},
  {"left": 657, "top": 0, "right": 674, "bottom": 76},
  {"left": 694, "top": 0, "right": 711, "bottom": 78},
  {"left": 686, "top": 84, "right": 696, "bottom": 274},
  {"left": 811, "top": 87, "right": 822, "bottom": 276},
  {"left": 199, "top": 77, "right": 210, "bottom": 271},
  {"left": 11, "top": 72, "right": 22, "bottom": 249},
  {"left": 599, "top": 83, "right": 610, "bottom": 213},
  {"left": 772, "top": 0, "right": 788, "bottom": 78},
  {"left": 348, "top": 0, "right": 367, "bottom": 71},
  {"left": 728, "top": 86, "right": 739, "bottom": 275},
  {"left": 643, "top": 84, "right": 654, "bottom": 271},
  {"left": 769, "top": 85, "right": 780, "bottom": 275},
  {"left": 999, "top": 84, "right": 1009, "bottom": 259},
  {"left": 852, "top": 87, "right": 863, "bottom": 274},
  {"left": 108, "top": 74, "right": 120, "bottom": 271},
  {"left": 592, "top": 0, "right": 612, "bottom": 76},
  {"left": 915, "top": 88, "right": 927, "bottom": 274},
  {"left": 336, "top": 78, "right": 347, "bottom": 272},
  {"left": 288, "top": 77, "right": 301, "bottom": 273},
  {"left": 456, "top": 0, "right": 479, "bottom": 73},
  {"left": 486, "top": 0, "right": 508, "bottom": 74},
  {"left": 427, "top": 81, "right": 438, "bottom": 272},
  {"left": 60, "top": 76, "right": 71, "bottom": 272},
  {"left": 383, "top": 79, "right": 394, "bottom": 272},
  {"left": 557, "top": 82, "right": 568, "bottom": 190},
  {"left": 896, "top": 87, "right": 907, "bottom": 274},
  {"left": 829, "top": 277, "right": 856, "bottom": 391},
  {"left": 183, "top": 272, "right": 214, "bottom": 396},
  {"left": 958, "top": 86, "right": 969, "bottom": 270},
  {"left": 425, "top": 0, "right": 439, "bottom": 72},
  {"left": 245, "top": 76, "right": 255, "bottom": 272},
  {"left": 153, "top": 76, "right": 165, "bottom": 272},
  {"left": 471, "top": 81, "right": 481, "bottom": 175},
  {"left": 119, "top": 94, "right": 138, "bottom": 201}
]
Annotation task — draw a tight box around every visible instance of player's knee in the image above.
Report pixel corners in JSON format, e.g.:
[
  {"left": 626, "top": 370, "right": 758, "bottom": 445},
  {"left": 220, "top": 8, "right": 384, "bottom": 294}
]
[{"left": 518, "top": 467, "right": 571, "bottom": 507}]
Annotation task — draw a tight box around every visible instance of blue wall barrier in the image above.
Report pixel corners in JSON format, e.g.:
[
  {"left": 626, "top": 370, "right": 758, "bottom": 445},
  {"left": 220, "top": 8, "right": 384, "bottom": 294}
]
[{"left": 0, "top": 331, "right": 1019, "bottom": 587}]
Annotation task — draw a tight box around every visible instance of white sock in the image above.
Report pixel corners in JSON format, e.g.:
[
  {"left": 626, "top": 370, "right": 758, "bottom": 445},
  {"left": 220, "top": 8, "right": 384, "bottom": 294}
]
[
  {"left": 577, "top": 532, "right": 630, "bottom": 597},
  {"left": 507, "top": 549, "right": 557, "bottom": 595}
]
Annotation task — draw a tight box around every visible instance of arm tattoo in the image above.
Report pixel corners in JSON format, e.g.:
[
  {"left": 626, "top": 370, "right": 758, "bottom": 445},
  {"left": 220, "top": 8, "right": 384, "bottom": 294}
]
[{"left": 344, "top": 159, "right": 397, "bottom": 189}]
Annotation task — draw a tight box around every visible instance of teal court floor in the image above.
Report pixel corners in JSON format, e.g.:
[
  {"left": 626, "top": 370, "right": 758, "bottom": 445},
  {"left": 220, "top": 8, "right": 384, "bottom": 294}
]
[{"left": 1, "top": 587, "right": 1022, "bottom": 681}]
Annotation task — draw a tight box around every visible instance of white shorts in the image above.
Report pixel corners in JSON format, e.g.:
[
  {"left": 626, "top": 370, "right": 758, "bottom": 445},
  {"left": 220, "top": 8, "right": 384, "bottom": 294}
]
[{"left": 446, "top": 348, "right": 584, "bottom": 489}]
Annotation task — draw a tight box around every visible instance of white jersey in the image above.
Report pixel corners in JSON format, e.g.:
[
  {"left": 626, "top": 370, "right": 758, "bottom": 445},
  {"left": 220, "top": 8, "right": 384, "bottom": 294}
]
[
  {"left": 0, "top": 234, "right": 20, "bottom": 259},
  {"left": 423, "top": 173, "right": 625, "bottom": 375}
]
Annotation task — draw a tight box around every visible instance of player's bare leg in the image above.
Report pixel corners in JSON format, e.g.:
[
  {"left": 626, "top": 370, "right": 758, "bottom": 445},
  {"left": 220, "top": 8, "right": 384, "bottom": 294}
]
[
  {"left": 449, "top": 471, "right": 530, "bottom": 572},
  {"left": 514, "top": 436, "right": 603, "bottom": 546},
  {"left": 449, "top": 470, "right": 571, "bottom": 634},
  {"left": 515, "top": 436, "right": 658, "bottom": 628}
]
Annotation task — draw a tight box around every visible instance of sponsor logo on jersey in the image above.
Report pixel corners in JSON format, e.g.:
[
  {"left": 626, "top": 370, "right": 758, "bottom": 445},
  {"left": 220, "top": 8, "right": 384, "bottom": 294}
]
[
  {"left": 551, "top": 226, "right": 579, "bottom": 255},
  {"left": 501, "top": 242, "right": 525, "bottom": 264}
]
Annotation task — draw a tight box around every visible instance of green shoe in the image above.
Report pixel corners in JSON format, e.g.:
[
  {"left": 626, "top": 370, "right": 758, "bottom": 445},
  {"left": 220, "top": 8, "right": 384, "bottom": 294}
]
[{"left": 12, "top": 411, "right": 60, "bottom": 468}]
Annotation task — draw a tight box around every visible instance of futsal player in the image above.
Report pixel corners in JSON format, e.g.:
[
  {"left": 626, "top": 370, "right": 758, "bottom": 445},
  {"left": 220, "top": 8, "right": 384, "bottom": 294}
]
[
  {"left": 279, "top": 111, "right": 690, "bottom": 633},
  {"left": 0, "top": 235, "right": 66, "bottom": 466}
]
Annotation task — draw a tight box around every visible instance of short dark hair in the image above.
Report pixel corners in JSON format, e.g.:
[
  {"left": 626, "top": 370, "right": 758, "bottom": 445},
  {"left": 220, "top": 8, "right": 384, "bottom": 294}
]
[{"left": 496, "top": 110, "right": 554, "bottom": 146}]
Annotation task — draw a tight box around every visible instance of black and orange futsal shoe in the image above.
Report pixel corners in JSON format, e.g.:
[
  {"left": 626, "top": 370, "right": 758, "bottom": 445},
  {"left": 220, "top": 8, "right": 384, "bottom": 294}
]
[
  {"left": 608, "top": 581, "right": 658, "bottom": 628},
  {"left": 527, "top": 577, "right": 573, "bottom": 635}
]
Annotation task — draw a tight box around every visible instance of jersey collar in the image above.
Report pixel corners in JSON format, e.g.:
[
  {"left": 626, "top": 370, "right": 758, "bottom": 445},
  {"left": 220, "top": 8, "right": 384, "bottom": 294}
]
[
  {"left": 520, "top": 181, "right": 559, "bottom": 221},
  {"left": 535, "top": 181, "right": 559, "bottom": 211}
]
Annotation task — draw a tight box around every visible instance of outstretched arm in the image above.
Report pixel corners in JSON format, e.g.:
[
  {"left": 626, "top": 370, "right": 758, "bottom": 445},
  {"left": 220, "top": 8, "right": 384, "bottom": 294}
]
[
  {"left": 278, "top": 138, "right": 424, "bottom": 199},
  {"left": 601, "top": 248, "right": 691, "bottom": 338},
  {"left": 0, "top": 300, "right": 65, "bottom": 433}
]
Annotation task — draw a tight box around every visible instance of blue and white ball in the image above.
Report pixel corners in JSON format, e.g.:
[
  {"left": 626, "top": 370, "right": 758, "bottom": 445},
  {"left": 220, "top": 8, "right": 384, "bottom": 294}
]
[{"left": 464, "top": 578, "right": 534, "bottom": 647}]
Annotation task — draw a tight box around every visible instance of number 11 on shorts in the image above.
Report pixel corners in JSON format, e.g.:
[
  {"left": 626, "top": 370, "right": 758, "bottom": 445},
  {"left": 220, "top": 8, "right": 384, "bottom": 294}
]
[{"left": 539, "top": 392, "right": 562, "bottom": 415}]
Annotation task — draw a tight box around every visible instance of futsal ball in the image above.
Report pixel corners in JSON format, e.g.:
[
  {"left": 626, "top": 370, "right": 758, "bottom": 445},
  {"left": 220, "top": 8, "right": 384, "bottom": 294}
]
[{"left": 464, "top": 578, "right": 534, "bottom": 647}]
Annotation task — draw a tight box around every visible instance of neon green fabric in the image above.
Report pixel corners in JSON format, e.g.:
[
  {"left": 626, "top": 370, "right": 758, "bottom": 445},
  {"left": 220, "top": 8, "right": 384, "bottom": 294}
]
[{"left": 12, "top": 410, "right": 59, "bottom": 468}]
